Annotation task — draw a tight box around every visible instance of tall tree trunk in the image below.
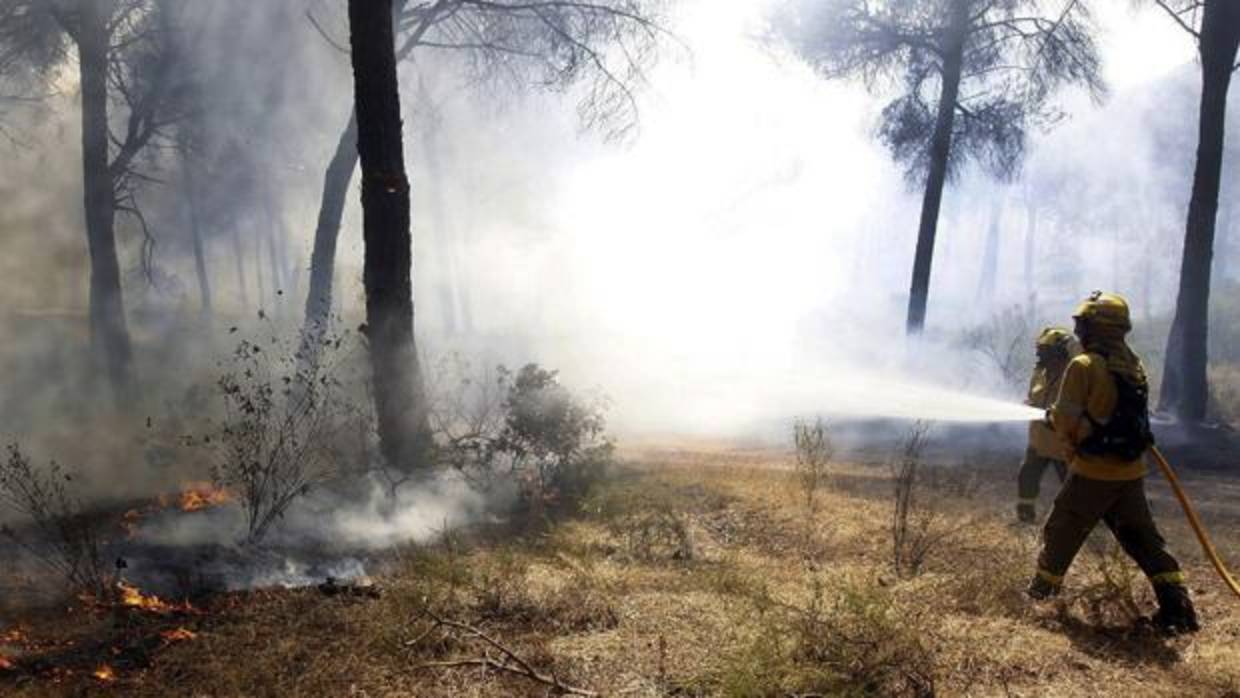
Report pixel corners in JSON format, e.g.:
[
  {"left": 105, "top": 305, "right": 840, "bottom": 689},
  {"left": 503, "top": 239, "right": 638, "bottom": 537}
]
[
  {"left": 232, "top": 227, "right": 249, "bottom": 308},
  {"left": 977, "top": 193, "right": 1002, "bottom": 301},
  {"left": 255, "top": 226, "right": 266, "bottom": 310},
  {"left": 1216, "top": 203, "right": 1233, "bottom": 283},
  {"left": 260, "top": 180, "right": 287, "bottom": 311},
  {"left": 267, "top": 228, "right": 282, "bottom": 307},
  {"left": 455, "top": 170, "right": 478, "bottom": 334},
  {"left": 79, "top": 0, "right": 134, "bottom": 399},
  {"left": 301, "top": 110, "right": 359, "bottom": 356},
  {"left": 1024, "top": 200, "right": 1038, "bottom": 310},
  {"left": 1142, "top": 250, "right": 1153, "bottom": 325},
  {"left": 421, "top": 120, "right": 460, "bottom": 334},
  {"left": 186, "top": 163, "right": 212, "bottom": 320},
  {"left": 348, "top": 0, "right": 432, "bottom": 474},
  {"left": 1160, "top": 0, "right": 1240, "bottom": 422},
  {"left": 906, "top": 0, "right": 968, "bottom": 334},
  {"left": 299, "top": 7, "right": 431, "bottom": 355},
  {"left": 1111, "top": 228, "right": 1121, "bottom": 291}
]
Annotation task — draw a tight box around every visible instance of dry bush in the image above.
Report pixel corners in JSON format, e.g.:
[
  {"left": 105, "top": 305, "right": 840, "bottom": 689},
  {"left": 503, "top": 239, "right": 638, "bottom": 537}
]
[
  {"left": 197, "top": 327, "right": 369, "bottom": 545},
  {"left": 948, "top": 529, "right": 1036, "bottom": 617},
  {"left": 472, "top": 549, "right": 538, "bottom": 622},
  {"left": 0, "top": 444, "right": 112, "bottom": 597},
  {"left": 921, "top": 462, "right": 983, "bottom": 501},
  {"left": 398, "top": 535, "right": 619, "bottom": 636},
  {"left": 716, "top": 577, "right": 935, "bottom": 697},
  {"left": 542, "top": 563, "right": 621, "bottom": 632},
  {"left": 957, "top": 304, "right": 1036, "bottom": 396},
  {"left": 397, "top": 542, "right": 473, "bottom": 612},
  {"left": 424, "top": 353, "right": 509, "bottom": 485},
  {"left": 1208, "top": 362, "right": 1240, "bottom": 426},
  {"left": 890, "top": 421, "right": 973, "bottom": 578},
  {"left": 588, "top": 482, "right": 696, "bottom": 562},
  {"left": 622, "top": 506, "right": 696, "bottom": 561},
  {"left": 699, "top": 557, "right": 775, "bottom": 604},
  {"left": 1071, "top": 541, "right": 1145, "bottom": 626},
  {"left": 792, "top": 416, "right": 834, "bottom": 511}
]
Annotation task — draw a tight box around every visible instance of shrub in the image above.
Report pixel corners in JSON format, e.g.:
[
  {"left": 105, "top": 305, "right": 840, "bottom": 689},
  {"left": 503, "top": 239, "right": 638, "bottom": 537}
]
[
  {"left": 584, "top": 478, "right": 697, "bottom": 562},
  {"left": 956, "top": 304, "right": 1035, "bottom": 397},
  {"left": 424, "top": 354, "right": 511, "bottom": 489},
  {"left": 0, "top": 444, "right": 112, "bottom": 597},
  {"left": 199, "top": 328, "right": 368, "bottom": 544},
  {"left": 716, "top": 577, "right": 935, "bottom": 697},
  {"left": 1073, "top": 540, "right": 1144, "bottom": 626},
  {"left": 890, "top": 421, "right": 969, "bottom": 578},
  {"left": 430, "top": 360, "right": 613, "bottom": 517},
  {"left": 616, "top": 500, "right": 696, "bottom": 562},
  {"left": 792, "top": 417, "right": 834, "bottom": 512},
  {"left": 497, "top": 364, "right": 612, "bottom": 508}
]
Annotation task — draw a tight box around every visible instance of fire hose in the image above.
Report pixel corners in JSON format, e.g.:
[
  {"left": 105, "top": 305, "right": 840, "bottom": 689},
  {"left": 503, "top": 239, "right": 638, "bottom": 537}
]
[{"left": 1150, "top": 446, "right": 1240, "bottom": 599}]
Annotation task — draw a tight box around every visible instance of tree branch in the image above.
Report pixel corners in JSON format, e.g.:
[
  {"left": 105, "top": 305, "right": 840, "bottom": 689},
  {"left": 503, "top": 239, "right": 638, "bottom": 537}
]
[
  {"left": 306, "top": 9, "right": 349, "bottom": 55},
  {"left": 1151, "top": 0, "right": 1201, "bottom": 39},
  {"left": 413, "top": 609, "right": 598, "bottom": 696}
]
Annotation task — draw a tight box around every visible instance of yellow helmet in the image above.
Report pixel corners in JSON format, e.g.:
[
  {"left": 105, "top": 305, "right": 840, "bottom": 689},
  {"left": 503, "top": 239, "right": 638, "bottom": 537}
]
[
  {"left": 1072, "top": 291, "right": 1132, "bottom": 332},
  {"left": 1035, "top": 326, "right": 1074, "bottom": 351}
]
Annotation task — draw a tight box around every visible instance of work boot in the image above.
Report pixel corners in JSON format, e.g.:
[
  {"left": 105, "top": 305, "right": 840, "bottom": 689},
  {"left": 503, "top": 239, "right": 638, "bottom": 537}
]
[
  {"left": 1026, "top": 575, "right": 1060, "bottom": 601},
  {"left": 1151, "top": 584, "right": 1200, "bottom": 635},
  {"left": 1016, "top": 502, "right": 1036, "bottom": 524}
]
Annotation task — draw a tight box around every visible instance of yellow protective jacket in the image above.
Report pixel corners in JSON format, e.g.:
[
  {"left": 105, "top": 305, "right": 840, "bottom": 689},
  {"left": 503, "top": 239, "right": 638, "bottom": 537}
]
[
  {"left": 1049, "top": 353, "right": 1148, "bottom": 481},
  {"left": 1027, "top": 364, "right": 1068, "bottom": 461}
]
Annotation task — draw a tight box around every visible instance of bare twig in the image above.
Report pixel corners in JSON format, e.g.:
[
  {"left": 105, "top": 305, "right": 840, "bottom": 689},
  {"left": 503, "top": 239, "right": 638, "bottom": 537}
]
[
  {"left": 306, "top": 9, "right": 349, "bottom": 54},
  {"left": 1151, "top": 0, "right": 1202, "bottom": 38},
  {"left": 414, "top": 609, "right": 598, "bottom": 696}
]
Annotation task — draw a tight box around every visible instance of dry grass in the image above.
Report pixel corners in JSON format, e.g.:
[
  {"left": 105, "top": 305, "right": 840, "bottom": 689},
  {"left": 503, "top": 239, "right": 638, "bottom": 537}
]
[{"left": 2, "top": 443, "right": 1239, "bottom": 696}]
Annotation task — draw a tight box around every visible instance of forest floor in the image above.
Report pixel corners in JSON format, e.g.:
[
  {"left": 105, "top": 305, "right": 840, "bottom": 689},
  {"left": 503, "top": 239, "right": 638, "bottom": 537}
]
[{"left": 2, "top": 440, "right": 1240, "bottom": 697}]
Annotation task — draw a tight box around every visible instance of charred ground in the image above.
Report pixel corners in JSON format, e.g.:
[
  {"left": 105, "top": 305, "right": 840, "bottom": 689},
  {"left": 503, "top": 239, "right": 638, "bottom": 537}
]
[{"left": 1, "top": 441, "right": 1238, "bottom": 696}]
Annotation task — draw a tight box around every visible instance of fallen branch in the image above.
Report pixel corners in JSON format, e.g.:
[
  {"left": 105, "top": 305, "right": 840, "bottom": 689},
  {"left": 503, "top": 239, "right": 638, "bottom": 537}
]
[{"left": 412, "top": 609, "right": 598, "bottom": 697}]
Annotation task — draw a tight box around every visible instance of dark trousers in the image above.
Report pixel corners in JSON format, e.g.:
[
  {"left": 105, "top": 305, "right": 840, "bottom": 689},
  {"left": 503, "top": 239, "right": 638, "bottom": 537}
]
[
  {"left": 1018, "top": 448, "right": 1067, "bottom": 504},
  {"left": 1035, "top": 474, "right": 1183, "bottom": 587}
]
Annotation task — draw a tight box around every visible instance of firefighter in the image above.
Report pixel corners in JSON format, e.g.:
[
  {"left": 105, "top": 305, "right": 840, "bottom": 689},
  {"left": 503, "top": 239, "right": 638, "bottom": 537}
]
[
  {"left": 1016, "top": 327, "right": 1074, "bottom": 524},
  {"left": 1027, "top": 291, "right": 1199, "bottom": 634}
]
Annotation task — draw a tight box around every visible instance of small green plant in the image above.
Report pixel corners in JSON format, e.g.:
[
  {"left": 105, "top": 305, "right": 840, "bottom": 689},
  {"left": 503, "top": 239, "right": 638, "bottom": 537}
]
[
  {"left": 430, "top": 360, "right": 613, "bottom": 517},
  {"left": 792, "top": 416, "right": 834, "bottom": 511}
]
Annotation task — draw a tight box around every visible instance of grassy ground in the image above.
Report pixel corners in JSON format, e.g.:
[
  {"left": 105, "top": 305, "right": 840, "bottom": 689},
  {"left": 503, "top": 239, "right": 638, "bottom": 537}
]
[{"left": 2, "top": 443, "right": 1239, "bottom": 696}]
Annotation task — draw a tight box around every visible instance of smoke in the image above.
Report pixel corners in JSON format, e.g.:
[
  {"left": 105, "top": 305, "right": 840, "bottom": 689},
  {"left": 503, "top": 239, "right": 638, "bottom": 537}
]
[
  {"left": 0, "top": 0, "right": 1223, "bottom": 514},
  {"left": 371, "top": 0, "right": 1210, "bottom": 442},
  {"left": 121, "top": 470, "right": 487, "bottom": 592},
  {"left": 135, "top": 474, "right": 483, "bottom": 552}
]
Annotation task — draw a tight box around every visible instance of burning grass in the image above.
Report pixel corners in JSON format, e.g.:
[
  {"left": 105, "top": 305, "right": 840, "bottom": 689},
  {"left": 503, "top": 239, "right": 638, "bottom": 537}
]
[
  {"left": 0, "top": 445, "right": 1238, "bottom": 695},
  {"left": 116, "top": 582, "right": 199, "bottom": 616},
  {"left": 170, "top": 482, "right": 232, "bottom": 513}
]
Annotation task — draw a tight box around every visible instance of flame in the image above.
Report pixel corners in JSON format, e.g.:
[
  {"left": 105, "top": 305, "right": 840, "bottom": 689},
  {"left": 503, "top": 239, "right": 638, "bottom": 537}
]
[
  {"left": 0, "top": 656, "right": 13, "bottom": 671},
  {"left": 0, "top": 628, "right": 25, "bottom": 644},
  {"left": 177, "top": 482, "right": 231, "bottom": 512},
  {"left": 117, "top": 582, "right": 197, "bottom": 615},
  {"left": 92, "top": 664, "right": 116, "bottom": 682},
  {"left": 160, "top": 627, "right": 197, "bottom": 642},
  {"left": 121, "top": 508, "right": 144, "bottom": 538}
]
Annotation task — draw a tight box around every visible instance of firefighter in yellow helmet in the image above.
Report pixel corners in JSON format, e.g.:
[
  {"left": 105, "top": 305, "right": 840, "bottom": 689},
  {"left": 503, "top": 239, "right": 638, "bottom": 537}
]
[
  {"left": 1016, "top": 327, "right": 1075, "bottom": 523},
  {"left": 1027, "top": 292, "right": 1199, "bottom": 634}
]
